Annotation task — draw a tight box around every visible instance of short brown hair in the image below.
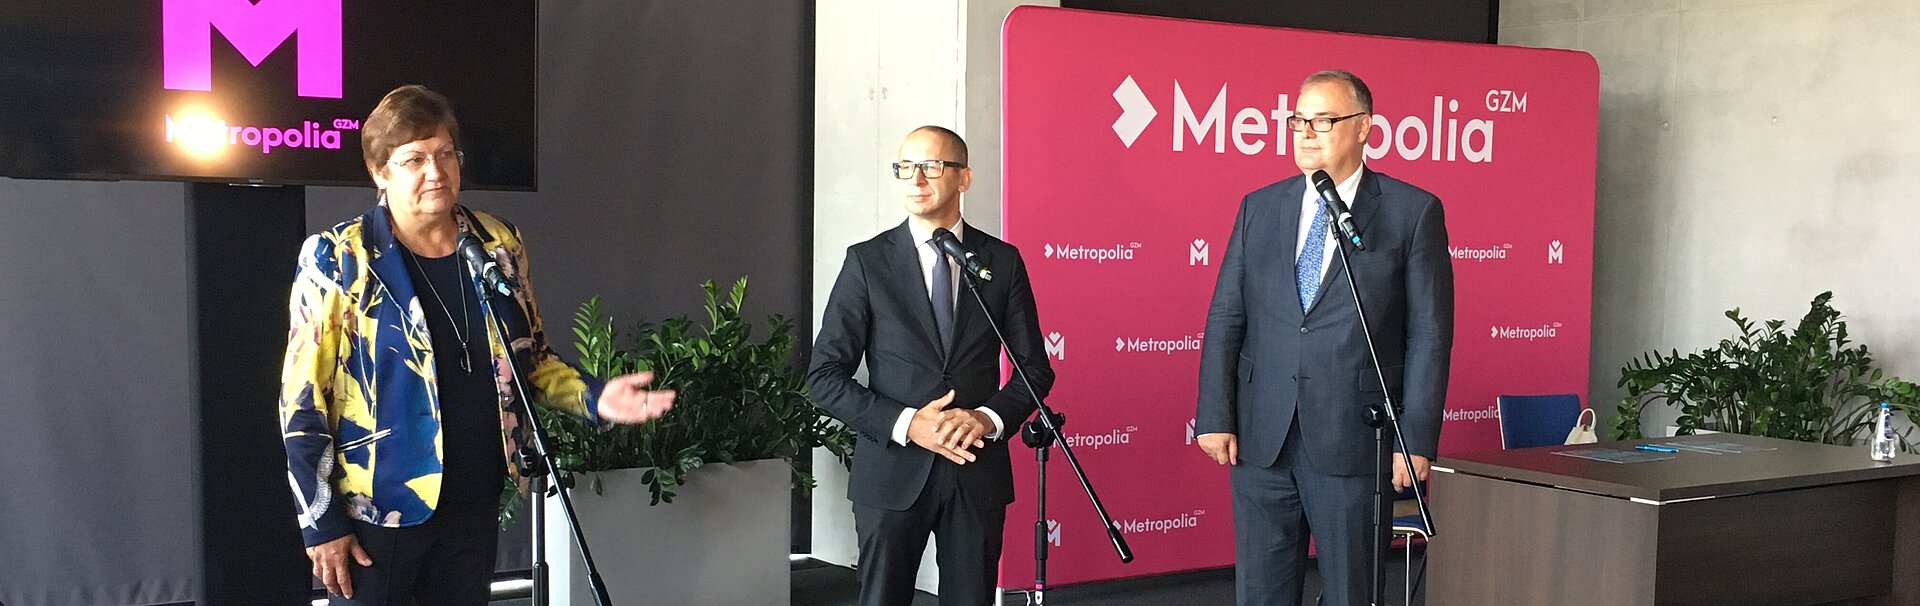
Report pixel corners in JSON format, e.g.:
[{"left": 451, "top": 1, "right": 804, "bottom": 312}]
[{"left": 361, "top": 85, "right": 462, "bottom": 175}]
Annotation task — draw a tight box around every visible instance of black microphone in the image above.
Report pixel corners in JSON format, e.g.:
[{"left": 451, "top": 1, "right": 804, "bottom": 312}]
[
  {"left": 1310, "top": 169, "right": 1363, "bottom": 251},
  {"left": 931, "top": 228, "right": 992, "bottom": 282},
  {"left": 455, "top": 232, "right": 516, "bottom": 297}
]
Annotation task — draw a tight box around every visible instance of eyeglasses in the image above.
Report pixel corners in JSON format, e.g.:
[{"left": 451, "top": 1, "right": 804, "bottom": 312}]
[
  {"left": 891, "top": 160, "right": 967, "bottom": 180},
  {"left": 1284, "top": 113, "right": 1367, "bottom": 133},
  {"left": 388, "top": 149, "right": 464, "bottom": 173}
]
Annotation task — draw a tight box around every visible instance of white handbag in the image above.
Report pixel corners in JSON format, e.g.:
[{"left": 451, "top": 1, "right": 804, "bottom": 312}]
[{"left": 1564, "top": 408, "right": 1599, "bottom": 444}]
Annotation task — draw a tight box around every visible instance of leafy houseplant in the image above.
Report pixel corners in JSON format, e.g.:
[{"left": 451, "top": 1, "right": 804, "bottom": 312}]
[
  {"left": 1612, "top": 291, "right": 1920, "bottom": 452},
  {"left": 502, "top": 277, "right": 853, "bottom": 522}
]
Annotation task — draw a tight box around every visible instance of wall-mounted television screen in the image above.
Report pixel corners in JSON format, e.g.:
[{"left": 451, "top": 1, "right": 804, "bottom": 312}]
[{"left": 0, "top": 1, "right": 536, "bottom": 190}]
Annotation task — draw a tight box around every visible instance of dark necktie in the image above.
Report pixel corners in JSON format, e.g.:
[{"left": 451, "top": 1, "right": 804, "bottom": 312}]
[{"left": 928, "top": 238, "right": 954, "bottom": 354}]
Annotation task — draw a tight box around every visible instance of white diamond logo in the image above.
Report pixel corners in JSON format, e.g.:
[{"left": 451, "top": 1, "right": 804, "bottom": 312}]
[
  {"left": 1044, "top": 243, "right": 1056, "bottom": 259},
  {"left": 1114, "top": 337, "right": 1126, "bottom": 352},
  {"left": 1112, "top": 76, "right": 1156, "bottom": 148}
]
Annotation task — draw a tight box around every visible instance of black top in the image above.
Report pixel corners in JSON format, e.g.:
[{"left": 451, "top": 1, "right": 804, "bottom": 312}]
[{"left": 402, "top": 248, "right": 507, "bottom": 512}]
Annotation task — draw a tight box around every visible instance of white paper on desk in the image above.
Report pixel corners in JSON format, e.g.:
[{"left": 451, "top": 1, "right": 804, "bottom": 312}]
[{"left": 1551, "top": 448, "right": 1678, "bottom": 464}]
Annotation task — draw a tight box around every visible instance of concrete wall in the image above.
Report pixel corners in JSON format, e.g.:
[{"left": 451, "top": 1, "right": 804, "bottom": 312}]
[{"left": 1501, "top": 0, "right": 1920, "bottom": 431}]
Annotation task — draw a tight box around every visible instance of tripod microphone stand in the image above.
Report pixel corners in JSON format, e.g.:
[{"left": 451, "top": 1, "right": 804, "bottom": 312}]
[
  {"left": 462, "top": 237, "right": 617, "bottom": 606},
  {"left": 1313, "top": 194, "right": 1436, "bottom": 606},
  {"left": 948, "top": 257, "right": 1134, "bottom": 606}
]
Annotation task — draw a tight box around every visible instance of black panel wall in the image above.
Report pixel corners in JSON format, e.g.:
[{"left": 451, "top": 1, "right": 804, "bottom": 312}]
[
  {"left": 190, "top": 183, "right": 309, "bottom": 605},
  {"left": 1065, "top": 0, "right": 1498, "bottom": 44}
]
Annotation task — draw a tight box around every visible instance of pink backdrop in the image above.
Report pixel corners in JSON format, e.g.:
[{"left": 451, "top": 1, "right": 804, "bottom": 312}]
[{"left": 997, "top": 7, "right": 1598, "bottom": 588}]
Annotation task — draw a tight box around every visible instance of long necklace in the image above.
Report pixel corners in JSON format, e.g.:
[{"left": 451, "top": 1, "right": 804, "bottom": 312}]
[{"left": 406, "top": 248, "right": 475, "bottom": 373}]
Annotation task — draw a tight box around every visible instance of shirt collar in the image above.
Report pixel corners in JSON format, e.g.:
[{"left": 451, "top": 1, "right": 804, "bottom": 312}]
[
  {"left": 907, "top": 217, "right": 966, "bottom": 248},
  {"left": 1304, "top": 166, "right": 1366, "bottom": 210}
]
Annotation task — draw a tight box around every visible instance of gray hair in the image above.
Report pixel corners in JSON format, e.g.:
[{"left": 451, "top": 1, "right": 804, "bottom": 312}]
[{"left": 1301, "top": 70, "right": 1373, "bottom": 114}]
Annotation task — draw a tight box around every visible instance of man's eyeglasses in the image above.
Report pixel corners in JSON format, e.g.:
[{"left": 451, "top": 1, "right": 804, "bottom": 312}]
[
  {"left": 1284, "top": 113, "right": 1367, "bottom": 133},
  {"left": 389, "top": 149, "right": 464, "bottom": 173},
  {"left": 891, "top": 160, "right": 967, "bottom": 180}
]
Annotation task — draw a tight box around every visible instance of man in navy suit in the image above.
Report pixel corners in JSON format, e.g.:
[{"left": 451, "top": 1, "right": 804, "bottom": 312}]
[
  {"left": 1194, "top": 70, "right": 1454, "bottom": 606},
  {"left": 809, "top": 126, "right": 1053, "bottom": 606}
]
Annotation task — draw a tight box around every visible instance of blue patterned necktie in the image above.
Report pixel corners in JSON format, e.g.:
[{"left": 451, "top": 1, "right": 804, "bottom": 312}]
[{"left": 1297, "top": 204, "right": 1329, "bottom": 311}]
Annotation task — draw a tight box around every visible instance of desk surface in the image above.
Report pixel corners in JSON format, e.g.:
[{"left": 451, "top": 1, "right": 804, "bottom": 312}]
[{"left": 1436, "top": 433, "right": 1920, "bottom": 502}]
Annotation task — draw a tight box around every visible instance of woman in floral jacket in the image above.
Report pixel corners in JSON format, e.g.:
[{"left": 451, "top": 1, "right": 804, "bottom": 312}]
[{"left": 279, "top": 85, "right": 673, "bottom": 604}]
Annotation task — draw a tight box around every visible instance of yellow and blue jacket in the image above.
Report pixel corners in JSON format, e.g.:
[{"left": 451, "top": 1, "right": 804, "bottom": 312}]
[{"left": 278, "top": 203, "right": 600, "bottom": 547}]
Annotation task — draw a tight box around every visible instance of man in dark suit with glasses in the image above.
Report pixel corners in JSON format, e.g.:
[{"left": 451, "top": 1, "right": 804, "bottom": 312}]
[
  {"left": 1195, "top": 70, "right": 1455, "bottom": 606},
  {"left": 809, "top": 126, "right": 1054, "bottom": 606}
]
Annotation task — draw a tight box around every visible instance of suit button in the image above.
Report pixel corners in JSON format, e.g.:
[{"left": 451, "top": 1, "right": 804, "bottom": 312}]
[
  {"left": 943, "top": 372, "right": 953, "bottom": 382},
  {"left": 1299, "top": 326, "right": 1309, "bottom": 334}
]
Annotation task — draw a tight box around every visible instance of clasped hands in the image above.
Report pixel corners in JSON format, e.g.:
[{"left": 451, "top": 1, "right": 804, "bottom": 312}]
[{"left": 907, "top": 390, "right": 992, "bottom": 464}]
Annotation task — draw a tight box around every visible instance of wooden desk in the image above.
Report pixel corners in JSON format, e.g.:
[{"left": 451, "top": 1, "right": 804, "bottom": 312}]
[{"left": 1426, "top": 433, "right": 1920, "bottom": 605}]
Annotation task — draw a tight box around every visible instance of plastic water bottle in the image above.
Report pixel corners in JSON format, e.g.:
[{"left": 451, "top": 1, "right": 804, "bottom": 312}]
[{"left": 1870, "top": 402, "right": 1897, "bottom": 462}]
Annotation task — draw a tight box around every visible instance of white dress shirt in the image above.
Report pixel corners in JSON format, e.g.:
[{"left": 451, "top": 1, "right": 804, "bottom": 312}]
[
  {"left": 890, "top": 218, "right": 1007, "bottom": 446},
  {"left": 1295, "top": 167, "right": 1366, "bottom": 285}
]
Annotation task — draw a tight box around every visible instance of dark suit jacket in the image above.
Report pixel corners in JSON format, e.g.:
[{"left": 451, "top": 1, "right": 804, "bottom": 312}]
[
  {"left": 808, "top": 221, "right": 1054, "bottom": 510},
  {"left": 1195, "top": 168, "right": 1453, "bottom": 475}
]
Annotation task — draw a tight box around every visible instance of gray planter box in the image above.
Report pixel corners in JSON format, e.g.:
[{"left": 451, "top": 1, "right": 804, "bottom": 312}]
[{"left": 543, "top": 459, "right": 793, "bottom": 606}]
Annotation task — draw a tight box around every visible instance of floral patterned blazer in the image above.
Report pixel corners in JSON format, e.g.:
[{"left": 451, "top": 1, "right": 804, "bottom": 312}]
[{"left": 278, "top": 203, "right": 600, "bottom": 547}]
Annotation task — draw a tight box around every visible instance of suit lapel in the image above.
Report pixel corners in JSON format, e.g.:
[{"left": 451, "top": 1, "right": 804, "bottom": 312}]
[
  {"left": 1308, "top": 168, "right": 1383, "bottom": 312},
  {"left": 947, "top": 236, "right": 994, "bottom": 362},
  {"left": 361, "top": 204, "right": 420, "bottom": 330},
  {"left": 886, "top": 223, "right": 946, "bottom": 364},
  {"left": 1277, "top": 178, "right": 1305, "bottom": 314}
]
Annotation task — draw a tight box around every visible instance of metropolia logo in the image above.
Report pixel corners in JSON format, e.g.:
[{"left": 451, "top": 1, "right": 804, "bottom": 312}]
[
  {"left": 1063, "top": 425, "right": 1138, "bottom": 451},
  {"left": 1107, "top": 76, "right": 1501, "bottom": 163},
  {"left": 1044, "top": 332, "right": 1066, "bottom": 361},
  {"left": 1118, "top": 509, "right": 1207, "bottom": 535},
  {"left": 1047, "top": 519, "right": 1062, "bottom": 547},
  {"left": 1043, "top": 242, "right": 1141, "bottom": 264},
  {"left": 1448, "top": 243, "right": 1511, "bottom": 262},
  {"left": 160, "top": 0, "right": 356, "bottom": 157},
  {"left": 1444, "top": 406, "right": 1501, "bottom": 423},
  {"left": 1184, "top": 418, "right": 1197, "bottom": 445},
  {"left": 1491, "top": 322, "right": 1563, "bottom": 341},
  {"left": 1189, "top": 239, "right": 1209, "bottom": 266},
  {"left": 1548, "top": 240, "right": 1565, "bottom": 264},
  {"left": 1115, "top": 332, "right": 1205, "bottom": 354}
]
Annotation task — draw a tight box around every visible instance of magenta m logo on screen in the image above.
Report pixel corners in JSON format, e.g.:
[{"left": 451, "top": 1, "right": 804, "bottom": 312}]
[
  {"left": 160, "top": 0, "right": 352, "bottom": 157},
  {"left": 163, "top": 0, "right": 342, "bottom": 98}
]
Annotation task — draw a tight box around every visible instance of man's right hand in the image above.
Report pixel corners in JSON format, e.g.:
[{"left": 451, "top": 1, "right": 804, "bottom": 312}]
[
  {"left": 908, "top": 390, "right": 976, "bottom": 464},
  {"left": 1197, "top": 432, "right": 1239, "bottom": 465},
  {"left": 306, "top": 533, "right": 373, "bottom": 599}
]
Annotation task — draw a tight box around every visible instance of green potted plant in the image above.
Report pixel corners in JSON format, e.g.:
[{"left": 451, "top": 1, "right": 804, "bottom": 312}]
[
  {"left": 516, "top": 277, "right": 853, "bottom": 605},
  {"left": 1612, "top": 291, "right": 1920, "bottom": 452}
]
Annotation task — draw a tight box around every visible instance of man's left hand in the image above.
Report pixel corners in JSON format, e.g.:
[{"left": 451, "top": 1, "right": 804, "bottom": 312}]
[
  {"left": 1391, "top": 454, "right": 1431, "bottom": 492},
  {"left": 595, "top": 371, "right": 676, "bottom": 424},
  {"left": 935, "top": 408, "right": 991, "bottom": 452}
]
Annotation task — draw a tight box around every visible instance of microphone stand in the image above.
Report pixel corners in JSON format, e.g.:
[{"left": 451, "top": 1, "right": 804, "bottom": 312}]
[
  {"left": 952, "top": 264, "right": 1133, "bottom": 606},
  {"left": 473, "top": 281, "right": 616, "bottom": 606},
  {"left": 1317, "top": 195, "right": 1435, "bottom": 606}
]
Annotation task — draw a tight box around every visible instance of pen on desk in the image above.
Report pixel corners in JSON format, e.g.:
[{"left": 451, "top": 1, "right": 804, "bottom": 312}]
[{"left": 1635, "top": 444, "right": 1680, "bottom": 453}]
